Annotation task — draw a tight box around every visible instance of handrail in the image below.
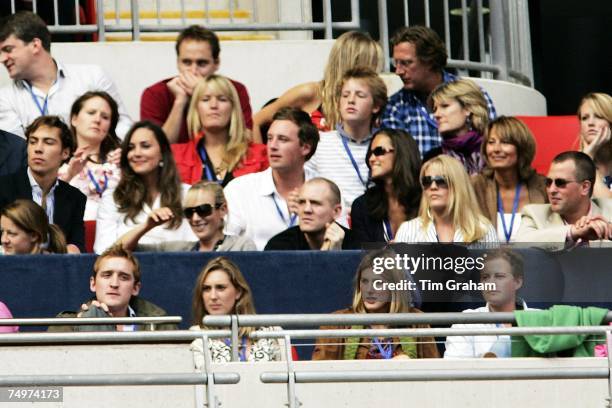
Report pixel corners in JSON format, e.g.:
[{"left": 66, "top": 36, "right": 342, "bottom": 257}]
[
  {"left": 0, "top": 316, "right": 181, "bottom": 326},
  {"left": 250, "top": 326, "right": 612, "bottom": 340},
  {"left": 204, "top": 312, "right": 612, "bottom": 327},
  {"left": 0, "top": 372, "right": 240, "bottom": 386},
  {"left": 0, "top": 329, "right": 231, "bottom": 344},
  {"left": 260, "top": 367, "right": 609, "bottom": 384}
]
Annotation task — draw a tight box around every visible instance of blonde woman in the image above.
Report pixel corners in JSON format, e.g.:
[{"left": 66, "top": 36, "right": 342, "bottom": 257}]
[
  {"left": 173, "top": 75, "right": 268, "bottom": 186},
  {"left": 252, "top": 31, "right": 383, "bottom": 141},
  {"left": 577, "top": 92, "right": 612, "bottom": 198},
  {"left": 471, "top": 117, "right": 547, "bottom": 242},
  {"left": 395, "top": 155, "right": 498, "bottom": 245},
  {"left": 1, "top": 199, "right": 70, "bottom": 254},
  {"left": 115, "top": 181, "right": 255, "bottom": 252},
  {"left": 312, "top": 249, "right": 439, "bottom": 360},
  {"left": 425, "top": 79, "right": 490, "bottom": 174},
  {"left": 190, "top": 257, "right": 285, "bottom": 365}
]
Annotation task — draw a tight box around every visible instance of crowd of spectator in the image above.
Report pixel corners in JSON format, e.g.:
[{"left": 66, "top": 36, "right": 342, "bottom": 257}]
[{"left": 0, "top": 11, "right": 611, "bottom": 362}]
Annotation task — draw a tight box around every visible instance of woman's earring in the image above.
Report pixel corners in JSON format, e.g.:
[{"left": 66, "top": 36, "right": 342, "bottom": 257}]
[
  {"left": 159, "top": 161, "right": 164, "bottom": 168},
  {"left": 466, "top": 115, "right": 473, "bottom": 131}
]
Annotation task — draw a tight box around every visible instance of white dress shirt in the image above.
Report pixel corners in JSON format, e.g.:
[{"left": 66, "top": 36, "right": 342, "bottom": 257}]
[
  {"left": 93, "top": 184, "right": 197, "bottom": 254},
  {"left": 444, "top": 302, "right": 531, "bottom": 358},
  {"left": 395, "top": 216, "right": 499, "bottom": 245},
  {"left": 0, "top": 61, "right": 132, "bottom": 138},
  {"left": 223, "top": 167, "right": 318, "bottom": 250}
]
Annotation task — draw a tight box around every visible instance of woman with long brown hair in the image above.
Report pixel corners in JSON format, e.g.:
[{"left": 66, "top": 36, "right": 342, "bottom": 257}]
[
  {"left": 93, "top": 121, "right": 195, "bottom": 253},
  {"left": 190, "top": 256, "right": 285, "bottom": 364}
]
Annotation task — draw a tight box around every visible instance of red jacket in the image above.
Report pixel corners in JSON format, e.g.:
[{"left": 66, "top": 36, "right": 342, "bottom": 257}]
[{"left": 172, "top": 140, "right": 268, "bottom": 185}]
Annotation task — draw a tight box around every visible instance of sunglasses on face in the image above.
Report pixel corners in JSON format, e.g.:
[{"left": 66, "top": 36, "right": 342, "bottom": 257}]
[
  {"left": 371, "top": 146, "right": 395, "bottom": 157},
  {"left": 183, "top": 203, "right": 220, "bottom": 219},
  {"left": 421, "top": 175, "right": 448, "bottom": 189},
  {"left": 545, "top": 178, "right": 579, "bottom": 188}
]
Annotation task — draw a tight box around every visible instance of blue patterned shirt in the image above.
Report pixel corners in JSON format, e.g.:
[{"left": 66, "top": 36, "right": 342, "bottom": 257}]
[{"left": 381, "top": 71, "right": 497, "bottom": 157}]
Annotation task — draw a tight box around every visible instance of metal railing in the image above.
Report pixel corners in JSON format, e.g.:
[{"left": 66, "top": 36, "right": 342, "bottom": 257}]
[
  {"left": 0, "top": 329, "right": 237, "bottom": 408},
  {"left": 0, "top": 316, "right": 181, "bottom": 330},
  {"left": 13, "top": 0, "right": 533, "bottom": 86},
  {"left": 203, "top": 313, "right": 612, "bottom": 408},
  {"left": 1, "top": 315, "right": 611, "bottom": 407}
]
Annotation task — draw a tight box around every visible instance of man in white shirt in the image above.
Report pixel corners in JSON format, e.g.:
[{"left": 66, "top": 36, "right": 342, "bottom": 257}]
[
  {"left": 0, "top": 12, "right": 132, "bottom": 138},
  {"left": 224, "top": 107, "right": 319, "bottom": 250},
  {"left": 305, "top": 67, "right": 388, "bottom": 207},
  {"left": 444, "top": 249, "right": 527, "bottom": 358}
]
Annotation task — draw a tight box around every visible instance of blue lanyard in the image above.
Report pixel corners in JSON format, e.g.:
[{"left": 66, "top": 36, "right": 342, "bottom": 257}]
[
  {"left": 272, "top": 194, "right": 297, "bottom": 227},
  {"left": 198, "top": 145, "right": 222, "bottom": 183},
  {"left": 87, "top": 169, "right": 109, "bottom": 197},
  {"left": 372, "top": 337, "right": 394, "bottom": 359},
  {"left": 340, "top": 134, "right": 367, "bottom": 187},
  {"left": 223, "top": 337, "right": 247, "bottom": 361},
  {"left": 497, "top": 183, "right": 522, "bottom": 243},
  {"left": 27, "top": 84, "right": 49, "bottom": 115},
  {"left": 382, "top": 218, "right": 394, "bottom": 242}
]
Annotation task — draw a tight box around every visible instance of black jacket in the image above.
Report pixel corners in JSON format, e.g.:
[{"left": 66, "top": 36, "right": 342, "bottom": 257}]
[
  {"left": 0, "top": 168, "right": 86, "bottom": 251},
  {"left": 350, "top": 194, "right": 385, "bottom": 244},
  {"left": 265, "top": 224, "right": 360, "bottom": 250},
  {"left": 0, "top": 130, "right": 26, "bottom": 176}
]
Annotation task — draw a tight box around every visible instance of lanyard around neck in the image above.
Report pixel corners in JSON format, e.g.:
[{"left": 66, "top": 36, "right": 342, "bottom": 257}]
[
  {"left": 497, "top": 183, "right": 522, "bottom": 243},
  {"left": 27, "top": 84, "right": 49, "bottom": 116},
  {"left": 272, "top": 194, "right": 297, "bottom": 227},
  {"left": 340, "top": 134, "right": 367, "bottom": 187},
  {"left": 372, "top": 337, "right": 394, "bottom": 359},
  {"left": 382, "top": 218, "right": 394, "bottom": 242},
  {"left": 198, "top": 144, "right": 222, "bottom": 184},
  {"left": 87, "top": 169, "right": 109, "bottom": 197}
]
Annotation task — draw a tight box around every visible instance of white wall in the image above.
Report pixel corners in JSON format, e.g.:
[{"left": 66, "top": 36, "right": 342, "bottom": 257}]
[
  {"left": 2, "top": 343, "right": 605, "bottom": 407},
  {"left": 0, "top": 40, "right": 546, "bottom": 122}
]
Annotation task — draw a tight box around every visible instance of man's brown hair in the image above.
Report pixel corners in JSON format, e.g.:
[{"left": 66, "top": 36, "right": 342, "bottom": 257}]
[{"left": 92, "top": 244, "right": 141, "bottom": 284}]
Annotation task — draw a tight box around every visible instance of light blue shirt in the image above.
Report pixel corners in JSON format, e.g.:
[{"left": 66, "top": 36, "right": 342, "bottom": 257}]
[{"left": 27, "top": 167, "right": 59, "bottom": 224}]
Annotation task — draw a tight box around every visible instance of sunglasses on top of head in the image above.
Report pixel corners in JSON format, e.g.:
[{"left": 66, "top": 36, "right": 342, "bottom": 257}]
[
  {"left": 544, "top": 178, "right": 582, "bottom": 188},
  {"left": 183, "top": 203, "right": 221, "bottom": 219},
  {"left": 370, "top": 146, "right": 395, "bottom": 157},
  {"left": 421, "top": 175, "right": 448, "bottom": 189}
]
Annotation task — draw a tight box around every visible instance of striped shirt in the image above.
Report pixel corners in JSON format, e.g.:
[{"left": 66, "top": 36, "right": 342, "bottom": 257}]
[
  {"left": 381, "top": 71, "right": 497, "bottom": 157},
  {"left": 395, "top": 216, "right": 498, "bottom": 246},
  {"left": 305, "top": 126, "right": 371, "bottom": 207}
]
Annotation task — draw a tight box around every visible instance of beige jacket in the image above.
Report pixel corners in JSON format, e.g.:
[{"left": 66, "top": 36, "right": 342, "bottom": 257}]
[{"left": 516, "top": 199, "right": 612, "bottom": 247}]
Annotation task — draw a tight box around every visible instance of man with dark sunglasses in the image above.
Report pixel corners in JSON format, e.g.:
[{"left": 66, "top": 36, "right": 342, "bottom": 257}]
[
  {"left": 517, "top": 151, "right": 612, "bottom": 246},
  {"left": 264, "top": 178, "right": 360, "bottom": 251}
]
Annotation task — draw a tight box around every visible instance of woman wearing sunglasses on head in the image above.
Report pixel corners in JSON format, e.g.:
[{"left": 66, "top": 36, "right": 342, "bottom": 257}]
[
  {"left": 351, "top": 129, "right": 422, "bottom": 243},
  {"left": 423, "top": 79, "right": 489, "bottom": 175},
  {"left": 115, "top": 181, "right": 255, "bottom": 252},
  {"left": 172, "top": 75, "right": 268, "bottom": 186},
  {"left": 395, "top": 155, "right": 498, "bottom": 245},
  {"left": 471, "top": 117, "right": 547, "bottom": 243},
  {"left": 577, "top": 92, "right": 612, "bottom": 198}
]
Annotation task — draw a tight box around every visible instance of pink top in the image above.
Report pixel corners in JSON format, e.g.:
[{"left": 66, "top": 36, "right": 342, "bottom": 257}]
[{"left": 0, "top": 301, "right": 18, "bottom": 333}]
